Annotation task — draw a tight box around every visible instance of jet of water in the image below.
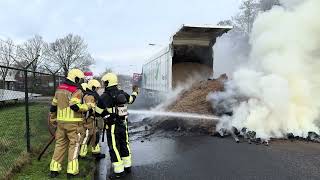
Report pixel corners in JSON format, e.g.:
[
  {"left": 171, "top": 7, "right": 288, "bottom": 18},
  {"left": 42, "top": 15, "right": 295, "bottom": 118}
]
[{"left": 128, "top": 110, "right": 219, "bottom": 121}]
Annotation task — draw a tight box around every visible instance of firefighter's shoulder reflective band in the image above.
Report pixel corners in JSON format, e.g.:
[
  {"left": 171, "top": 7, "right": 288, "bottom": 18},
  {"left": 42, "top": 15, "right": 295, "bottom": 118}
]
[
  {"left": 107, "top": 108, "right": 114, "bottom": 113},
  {"left": 70, "top": 97, "right": 81, "bottom": 104},
  {"left": 76, "top": 103, "right": 89, "bottom": 112},
  {"left": 52, "top": 97, "right": 58, "bottom": 106},
  {"left": 95, "top": 106, "right": 104, "bottom": 114}
]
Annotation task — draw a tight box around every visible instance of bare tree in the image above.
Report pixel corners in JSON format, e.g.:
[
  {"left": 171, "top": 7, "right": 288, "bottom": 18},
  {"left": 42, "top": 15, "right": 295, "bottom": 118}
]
[
  {"left": 217, "top": 19, "right": 246, "bottom": 34},
  {"left": 259, "top": 0, "right": 280, "bottom": 11},
  {"left": 232, "top": 0, "right": 260, "bottom": 35},
  {"left": 103, "top": 67, "right": 113, "bottom": 74},
  {"left": 45, "top": 34, "right": 94, "bottom": 77},
  {"left": 15, "top": 35, "right": 46, "bottom": 89},
  {"left": 217, "top": 20, "right": 234, "bottom": 26},
  {"left": 0, "top": 39, "right": 16, "bottom": 89},
  {"left": 16, "top": 35, "right": 46, "bottom": 71},
  {"left": 231, "top": 0, "right": 281, "bottom": 35}
]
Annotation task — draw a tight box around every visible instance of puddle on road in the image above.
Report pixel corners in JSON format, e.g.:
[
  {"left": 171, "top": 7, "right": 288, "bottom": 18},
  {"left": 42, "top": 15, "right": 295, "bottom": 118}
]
[
  {"left": 97, "top": 137, "right": 178, "bottom": 180},
  {"left": 130, "top": 138, "right": 178, "bottom": 166}
]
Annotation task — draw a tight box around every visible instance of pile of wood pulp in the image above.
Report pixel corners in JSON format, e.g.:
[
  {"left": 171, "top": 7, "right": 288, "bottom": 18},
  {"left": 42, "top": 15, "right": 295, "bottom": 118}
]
[
  {"left": 151, "top": 74, "right": 227, "bottom": 134},
  {"left": 168, "top": 74, "right": 227, "bottom": 114},
  {"left": 172, "top": 62, "right": 212, "bottom": 88}
]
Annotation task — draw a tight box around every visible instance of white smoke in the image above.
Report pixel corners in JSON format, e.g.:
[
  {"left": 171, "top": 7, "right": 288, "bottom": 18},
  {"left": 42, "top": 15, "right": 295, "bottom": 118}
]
[
  {"left": 134, "top": 76, "right": 199, "bottom": 123},
  {"left": 153, "top": 74, "right": 204, "bottom": 111},
  {"left": 152, "top": 85, "right": 187, "bottom": 111},
  {"left": 209, "top": 0, "right": 320, "bottom": 139},
  {"left": 280, "top": 0, "right": 304, "bottom": 9},
  {"left": 213, "top": 30, "right": 250, "bottom": 78}
]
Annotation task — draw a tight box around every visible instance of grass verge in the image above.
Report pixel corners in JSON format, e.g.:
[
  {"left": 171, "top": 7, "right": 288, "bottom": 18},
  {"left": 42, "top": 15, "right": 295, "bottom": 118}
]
[
  {"left": 13, "top": 146, "right": 96, "bottom": 180},
  {"left": 0, "top": 103, "right": 96, "bottom": 179}
]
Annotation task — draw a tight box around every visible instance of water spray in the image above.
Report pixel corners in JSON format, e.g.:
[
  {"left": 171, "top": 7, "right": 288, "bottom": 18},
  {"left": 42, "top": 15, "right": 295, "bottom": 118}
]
[{"left": 128, "top": 110, "right": 219, "bottom": 121}]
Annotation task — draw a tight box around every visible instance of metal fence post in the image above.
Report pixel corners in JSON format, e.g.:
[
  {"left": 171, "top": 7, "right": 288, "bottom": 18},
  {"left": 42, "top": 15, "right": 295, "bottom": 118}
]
[
  {"left": 24, "top": 55, "right": 39, "bottom": 153},
  {"left": 53, "top": 74, "right": 56, "bottom": 95},
  {"left": 24, "top": 69, "right": 31, "bottom": 152}
]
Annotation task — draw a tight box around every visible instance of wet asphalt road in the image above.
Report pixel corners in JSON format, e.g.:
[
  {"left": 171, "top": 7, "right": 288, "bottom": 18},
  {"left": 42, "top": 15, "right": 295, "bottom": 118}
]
[{"left": 97, "top": 135, "right": 320, "bottom": 180}]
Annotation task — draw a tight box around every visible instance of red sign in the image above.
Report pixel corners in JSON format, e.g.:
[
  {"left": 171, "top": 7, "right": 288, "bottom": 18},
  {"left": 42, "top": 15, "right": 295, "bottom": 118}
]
[
  {"left": 84, "top": 72, "right": 93, "bottom": 76},
  {"left": 132, "top": 73, "right": 142, "bottom": 82}
]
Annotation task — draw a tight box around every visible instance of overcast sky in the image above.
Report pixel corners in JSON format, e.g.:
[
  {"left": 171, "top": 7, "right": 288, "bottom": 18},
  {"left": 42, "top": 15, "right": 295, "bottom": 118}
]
[{"left": 0, "top": 0, "right": 241, "bottom": 76}]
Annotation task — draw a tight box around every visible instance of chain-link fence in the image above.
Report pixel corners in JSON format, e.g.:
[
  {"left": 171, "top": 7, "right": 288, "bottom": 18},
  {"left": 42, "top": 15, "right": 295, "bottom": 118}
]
[{"left": 0, "top": 65, "right": 63, "bottom": 179}]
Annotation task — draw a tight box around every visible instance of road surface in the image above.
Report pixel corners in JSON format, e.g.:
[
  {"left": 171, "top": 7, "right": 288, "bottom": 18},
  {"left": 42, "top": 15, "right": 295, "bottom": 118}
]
[{"left": 97, "top": 134, "right": 320, "bottom": 180}]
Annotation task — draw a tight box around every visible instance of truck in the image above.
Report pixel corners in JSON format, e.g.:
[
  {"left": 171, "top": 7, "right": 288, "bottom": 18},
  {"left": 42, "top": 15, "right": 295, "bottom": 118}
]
[{"left": 141, "top": 24, "right": 232, "bottom": 102}]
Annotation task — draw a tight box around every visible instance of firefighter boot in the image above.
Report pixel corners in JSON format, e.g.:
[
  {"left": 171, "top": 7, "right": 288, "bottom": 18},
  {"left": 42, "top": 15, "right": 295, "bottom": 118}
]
[
  {"left": 124, "top": 167, "right": 131, "bottom": 174},
  {"left": 49, "top": 171, "right": 59, "bottom": 178},
  {"left": 79, "top": 144, "right": 88, "bottom": 158},
  {"left": 67, "top": 173, "right": 80, "bottom": 179},
  {"left": 108, "top": 172, "right": 125, "bottom": 180},
  {"left": 92, "top": 144, "right": 105, "bottom": 160},
  {"left": 49, "top": 160, "right": 62, "bottom": 178},
  {"left": 108, "top": 162, "right": 125, "bottom": 179},
  {"left": 67, "top": 159, "right": 79, "bottom": 176},
  {"left": 91, "top": 144, "right": 101, "bottom": 154},
  {"left": 122, "top": 156, "right": 132, "bottom": 174}
]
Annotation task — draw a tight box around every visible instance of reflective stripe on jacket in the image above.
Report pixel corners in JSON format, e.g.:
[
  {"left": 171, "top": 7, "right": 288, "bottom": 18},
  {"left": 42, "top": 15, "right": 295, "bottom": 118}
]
[{"left": 53, "top": 82, "right": 87, "bottom": 122}]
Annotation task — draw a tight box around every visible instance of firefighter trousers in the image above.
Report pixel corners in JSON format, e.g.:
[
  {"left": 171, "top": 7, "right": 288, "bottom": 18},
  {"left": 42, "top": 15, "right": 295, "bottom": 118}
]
[
  {"left": 50, "top": 122, "right": 83, "bottom": 175},
  {"left": 106, "top": 120, "right": 131, "bottom": 173},
  {"left": 80, "top": 118, "right": 101, "bottom": 157}
]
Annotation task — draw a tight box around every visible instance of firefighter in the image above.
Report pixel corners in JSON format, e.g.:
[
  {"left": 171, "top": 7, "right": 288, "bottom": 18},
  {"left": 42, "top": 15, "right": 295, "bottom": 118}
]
[
  {"left": 79, "top": 79, "right": 102, "bottom": 158},
  {"left": 95, "top": 73, "right": 139, "bottom": 179},
  {"left": 49, "top": 69, "right": 91, "bottom": 178},
  {"left": 79, "top": 82, "right": 89, "bottom": 157},
  {"left": 80, "top": 82, "right": 88, "bottom": 93}
]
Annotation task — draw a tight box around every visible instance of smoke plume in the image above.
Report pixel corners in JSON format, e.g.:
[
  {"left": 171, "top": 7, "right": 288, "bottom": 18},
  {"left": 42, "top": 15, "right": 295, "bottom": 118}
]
[
  {"left": 213, "top": 30, "right": 250, "bottom": 78},
  {"left": 209, "top": 0, "right": 320, "bottom": 139}
]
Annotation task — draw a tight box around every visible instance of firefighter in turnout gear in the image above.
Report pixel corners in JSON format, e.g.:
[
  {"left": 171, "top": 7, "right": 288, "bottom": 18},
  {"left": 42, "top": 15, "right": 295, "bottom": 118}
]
[
  {"left": 49, "top": 69, "right": 90, "bottom": 178},
  {"left": 96, "top": 73, "right": 138, "bottom": 179},
  {"left": 79, "top": 79, "right": 102, "bottom": 158},
  {"left": 80, "top": 82, "right": 88, "bottom": 93}
]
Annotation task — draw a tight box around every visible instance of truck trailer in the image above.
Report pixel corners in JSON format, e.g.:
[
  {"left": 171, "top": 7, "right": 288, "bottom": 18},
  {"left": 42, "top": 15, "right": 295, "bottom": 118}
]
[{"left": 141, "top": 24, "right": 232, "bottom": 102}]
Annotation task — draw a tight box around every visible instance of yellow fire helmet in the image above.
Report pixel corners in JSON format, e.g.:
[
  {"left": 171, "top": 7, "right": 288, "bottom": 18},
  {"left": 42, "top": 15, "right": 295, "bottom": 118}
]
[
  {"left": 67, "top": 69, "right": 85, "bottom": 83},
  {"left": 81, "top": 83, "right": 88, "bottom": 91},
  {"left": 101, "top": 73, "right": 118, "bottom": 88},
  {"left": 87, "top": 79, "right": 101, "bottom": 91}
]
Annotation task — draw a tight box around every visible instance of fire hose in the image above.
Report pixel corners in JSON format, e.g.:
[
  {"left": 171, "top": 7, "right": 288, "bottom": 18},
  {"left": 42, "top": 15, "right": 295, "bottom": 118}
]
[{"left": 38, "top": 113, "right": 56, "bottom": 161}]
